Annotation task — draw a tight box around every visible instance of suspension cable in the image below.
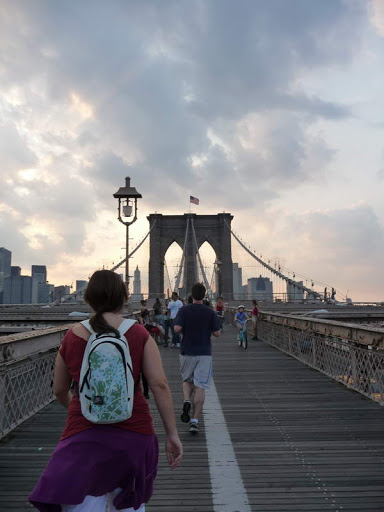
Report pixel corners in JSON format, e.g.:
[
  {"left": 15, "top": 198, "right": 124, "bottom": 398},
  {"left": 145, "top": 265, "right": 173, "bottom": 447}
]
[
  {"left": 224, "top": 219, "right": 323, "bottom": 299},
  {"left": 164, "top": 260, "right": 173, "bottom": 297},
  {"left": 174, "top": 217, "right": 190, "bottom": 291},
  {"left": 62, "top": 219, "right": 158, "bottom": 303},
  {"left": 190, "top": 218, "right": 213, "bottom": 298},
  {"left": 209, "top": 264, "right": 216, "bottom": 297},
  {"left": 109, "top": 218, "right": 158, "bottom": 272}
]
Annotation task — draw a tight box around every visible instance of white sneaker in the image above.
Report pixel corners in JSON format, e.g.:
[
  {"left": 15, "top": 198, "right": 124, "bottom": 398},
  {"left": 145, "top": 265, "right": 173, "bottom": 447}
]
[{"left": 189, "top": 421, "right": 199, "bottom": 433}]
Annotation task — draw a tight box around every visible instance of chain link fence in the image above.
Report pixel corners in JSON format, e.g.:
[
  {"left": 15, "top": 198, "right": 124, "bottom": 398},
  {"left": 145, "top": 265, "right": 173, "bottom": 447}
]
[{"left": 0, "top": 348, "right": 58, "bottom": 439}]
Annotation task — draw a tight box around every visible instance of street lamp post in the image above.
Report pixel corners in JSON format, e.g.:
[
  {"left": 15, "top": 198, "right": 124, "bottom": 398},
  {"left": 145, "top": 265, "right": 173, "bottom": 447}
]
[{"left": 113, "top": 177, "right": 142, "bottom": 298}]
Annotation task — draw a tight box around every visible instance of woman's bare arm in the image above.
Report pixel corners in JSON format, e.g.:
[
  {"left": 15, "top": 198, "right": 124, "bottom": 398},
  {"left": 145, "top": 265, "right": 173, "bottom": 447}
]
[
  {"left": 142, "top": 336, "right": 183, "bottom": 469},
  {"left": 53, "top": 353, "right": 72, "bottom": 408}
]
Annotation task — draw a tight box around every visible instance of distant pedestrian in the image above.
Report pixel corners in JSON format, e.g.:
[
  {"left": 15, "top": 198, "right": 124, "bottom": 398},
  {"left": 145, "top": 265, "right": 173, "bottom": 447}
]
[
  {"left": 29, "top": 269, "right": 182, "bottom": 512},
  {"left": 234, "top": 305, "right": 248, "bottom": 342},
  {"left": 163, "top": 300, "right": 171, "bottom": 347},
  {"left": 174, "top": 283, "right": 221, "bottom": 434},
  {"left": 139, "top": 299, "right": 150, "bottom": 324},
  {"left": 215, "top": 296, "right": 226, "bottom": 330},
  {"left": 203, "top": 298, "right": 210, "bottom": 307},
  {"left": 153, "top": 298, "right": 163, "bottom": 325},
  {"left": 251, "top": 299, "right": 259, "bottom": 340},
  {"left": 168, "top": 292, "right": 183, "bottom": 347}
]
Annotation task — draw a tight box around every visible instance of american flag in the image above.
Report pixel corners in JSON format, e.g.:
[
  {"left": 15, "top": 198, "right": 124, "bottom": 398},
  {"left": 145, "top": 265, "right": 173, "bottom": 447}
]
[{"left": 190, "top": 196, "right": 199, "bottom": 205}]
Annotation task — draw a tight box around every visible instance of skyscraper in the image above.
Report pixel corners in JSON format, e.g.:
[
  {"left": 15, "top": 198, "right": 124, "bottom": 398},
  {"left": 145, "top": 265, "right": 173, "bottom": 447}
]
[
  {"left": 3, "top": 266, "right": 32, "bottom": 304},
  {"left": 232, "top": 263, "right": 243, "bottom": 298},
  {"left": 37, "top": 283, "right": 54, "bottom": 304},
  {"left": 287, "top": 280, "right": 304, "bottom": 302},
  {"left": 247, "top": 276, "right": 273, "bottom": 301},
  {"left": 76, "top": 280, "right": 88, "bottom": 293},
  {"left": 32, "top": 265, "right": 47, "bottom": 284},
  {"left": 31, "top": 265, "right": 47, "bottom": 303},
  {"left": 130, "top": 266, "right": 143, "bottom": 301},
  {"left": 0, "top": 247, "right": 12, "bottom": 302}
]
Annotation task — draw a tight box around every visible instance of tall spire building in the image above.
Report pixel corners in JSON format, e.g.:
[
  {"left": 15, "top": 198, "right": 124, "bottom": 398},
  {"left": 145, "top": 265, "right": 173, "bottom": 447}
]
[{"left": 130, "top": 265, "right": 143, "bottom": 301}]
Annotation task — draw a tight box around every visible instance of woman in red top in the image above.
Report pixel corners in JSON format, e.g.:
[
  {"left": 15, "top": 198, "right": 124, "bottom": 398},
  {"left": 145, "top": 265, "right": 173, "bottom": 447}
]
[
  {"left": 215, "top": 296, "right": 226, "bottom": 330},
  {"left": 29, "top": 270, "right": 183, "bottom": 512},
  {"left": 252, "top": 299, "right": 259, "bottom": 340}
]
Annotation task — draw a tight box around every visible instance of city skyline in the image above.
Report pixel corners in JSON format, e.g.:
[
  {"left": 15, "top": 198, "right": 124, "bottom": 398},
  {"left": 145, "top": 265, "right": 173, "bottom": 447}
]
[
  {"left": 1, "top": 1, "right": 384, "bottom": 301},
  {"left": 0, "top": 243, "right": 349, "bottom": 303}
]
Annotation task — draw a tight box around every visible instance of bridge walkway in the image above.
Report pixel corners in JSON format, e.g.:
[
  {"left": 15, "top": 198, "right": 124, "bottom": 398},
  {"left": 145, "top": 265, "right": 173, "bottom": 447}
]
[{"left": 1, "top": 326, "right": 384, "bottom": 511}]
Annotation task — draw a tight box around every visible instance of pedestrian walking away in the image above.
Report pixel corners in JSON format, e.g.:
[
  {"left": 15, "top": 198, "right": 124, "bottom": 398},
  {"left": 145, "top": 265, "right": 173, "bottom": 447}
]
[
  {"left": 167, "top": 292, "right": 183, "bottom": 347},
  {"left": 174, "top": 282, "right": 221, "bottom": 434},
  {"left": 29, "top": 269, "right": 182, "bottom": 512}
]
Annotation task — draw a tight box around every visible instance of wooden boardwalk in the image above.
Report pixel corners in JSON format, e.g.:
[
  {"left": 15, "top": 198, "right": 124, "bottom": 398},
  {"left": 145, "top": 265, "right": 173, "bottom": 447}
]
[{"left": 1, "top": 326, "right": 384, "bottom": 511}]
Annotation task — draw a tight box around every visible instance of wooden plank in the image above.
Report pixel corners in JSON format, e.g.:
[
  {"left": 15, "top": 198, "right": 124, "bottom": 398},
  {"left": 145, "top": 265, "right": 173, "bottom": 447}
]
[{"left": 1, "top": 326, "right": 384, "bottom": 511}]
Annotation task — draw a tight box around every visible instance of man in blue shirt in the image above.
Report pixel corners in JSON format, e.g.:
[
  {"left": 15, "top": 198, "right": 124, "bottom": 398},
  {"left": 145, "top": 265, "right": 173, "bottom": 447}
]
[{"left": 174, "top": 283, "right": 221, "bottom": 434}]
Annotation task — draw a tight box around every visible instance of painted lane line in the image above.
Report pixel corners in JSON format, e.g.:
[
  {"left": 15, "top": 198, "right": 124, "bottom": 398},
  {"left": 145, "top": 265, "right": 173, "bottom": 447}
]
[{"left": 203, "top": 379, "right": 252, "bottom": 512}]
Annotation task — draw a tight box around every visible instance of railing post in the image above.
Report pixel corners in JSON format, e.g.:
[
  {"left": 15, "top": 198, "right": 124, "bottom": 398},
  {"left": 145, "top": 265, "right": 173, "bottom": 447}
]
[
  {"left": 288, "top": 329, "right": 292, "bottom": 354},
  {"left": 312, "top": 338, "right": 316, "bottom": 367},
  {"left": 351, "top": 347, "right": 358, "bottom": 389},
  {"left": 0, "top": 374, "right": 4, "bottom": 436}
]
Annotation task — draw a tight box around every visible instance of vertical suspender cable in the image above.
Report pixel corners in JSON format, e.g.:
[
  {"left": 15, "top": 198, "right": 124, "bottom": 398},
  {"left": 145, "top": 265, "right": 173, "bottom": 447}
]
[
  {"left": 223, "top": 219, "right": 323, "bottom": 300},
  {"left": 190, "top": 218, "right": 213, "bottom": 299},
  {"left": 165, "top": 260, "right": 173, "bottom": 295},
  {"left": 110, "top": 218, "right": 158, "bottom": 272},
  {"left": 174, "top": 217, "right": 190, "bottom": 291}
]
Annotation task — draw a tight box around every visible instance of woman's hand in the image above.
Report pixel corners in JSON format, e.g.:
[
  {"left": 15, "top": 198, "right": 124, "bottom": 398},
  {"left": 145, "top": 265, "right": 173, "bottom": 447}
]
[{"left": 165, "top": 433, "right": 183, "bottom": 470}]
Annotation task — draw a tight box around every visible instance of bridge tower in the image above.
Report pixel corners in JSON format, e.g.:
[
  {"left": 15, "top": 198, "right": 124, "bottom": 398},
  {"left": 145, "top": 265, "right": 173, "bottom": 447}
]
[{"left": 147, "top": 213, "right": 234, "bottom": 300}]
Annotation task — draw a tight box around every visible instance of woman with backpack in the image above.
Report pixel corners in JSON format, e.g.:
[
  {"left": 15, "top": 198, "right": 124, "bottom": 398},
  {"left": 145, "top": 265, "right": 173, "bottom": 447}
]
[{"left": 29, "top": 269, "right": 183, "bottom": 512}]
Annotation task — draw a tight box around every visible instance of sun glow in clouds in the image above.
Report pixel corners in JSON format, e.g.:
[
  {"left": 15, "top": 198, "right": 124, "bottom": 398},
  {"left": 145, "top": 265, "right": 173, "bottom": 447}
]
[
  {"left": 70, "top": 92, "right": 94, "bottom": 120},
  {"left": 20, "top": 217, "right": 64, "bottom": 250},
  {"left": 370, "top": 0, "right": 384, "bottom": 36}
]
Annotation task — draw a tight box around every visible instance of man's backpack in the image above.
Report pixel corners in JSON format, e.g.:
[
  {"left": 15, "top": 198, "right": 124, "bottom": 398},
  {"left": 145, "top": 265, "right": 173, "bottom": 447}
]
[{"left": 78, "top": 319, "right": 136, "bottom": 424}]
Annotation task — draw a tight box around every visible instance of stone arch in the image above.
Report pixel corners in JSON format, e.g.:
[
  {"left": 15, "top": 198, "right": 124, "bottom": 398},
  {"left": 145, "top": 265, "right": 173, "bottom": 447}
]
[
  {"left": 164, "top": 240, "right": 184, "bottom": 296},
  {"left": 147, "top": 213, "right": 233, "bottom": 299},
  {"left": 197, "top": 240, "right": 218, "bottom": 294}
]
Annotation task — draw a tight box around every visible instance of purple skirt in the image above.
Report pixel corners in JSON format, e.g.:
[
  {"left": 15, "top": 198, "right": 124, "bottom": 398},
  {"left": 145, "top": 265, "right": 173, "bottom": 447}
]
[{"left": 28, "top": 426, "right": 159, "bottom": 511}]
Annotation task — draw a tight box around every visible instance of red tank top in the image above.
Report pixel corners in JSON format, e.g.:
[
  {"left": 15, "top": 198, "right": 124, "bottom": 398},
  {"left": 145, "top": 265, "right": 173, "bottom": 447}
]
[{"left": 59, "top": 323, "right": 154, "bottom": 440}]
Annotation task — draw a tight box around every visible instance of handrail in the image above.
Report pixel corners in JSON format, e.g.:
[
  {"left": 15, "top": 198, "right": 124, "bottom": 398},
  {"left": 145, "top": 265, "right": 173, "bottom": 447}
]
[
  {"left": 226, "top": 307, "right": 384, "bottom": 349},
  {"left": 226, "top": 306, "right": 384, "bottom": 406},
  {"left": 0, "top": 311, "right": 141, "bottom": 439}
]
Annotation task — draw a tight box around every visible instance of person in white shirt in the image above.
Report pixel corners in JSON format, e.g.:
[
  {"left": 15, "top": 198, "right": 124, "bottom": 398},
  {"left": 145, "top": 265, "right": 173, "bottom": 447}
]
[{"left": 168, "top": 292, "right": 183, "bottom": 347}]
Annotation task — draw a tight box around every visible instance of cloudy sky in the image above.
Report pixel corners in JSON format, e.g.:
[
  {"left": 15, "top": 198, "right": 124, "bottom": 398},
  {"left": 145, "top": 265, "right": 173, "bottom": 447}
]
[{"left": 1, "top": 0, "right": 384, "bottom": 301}]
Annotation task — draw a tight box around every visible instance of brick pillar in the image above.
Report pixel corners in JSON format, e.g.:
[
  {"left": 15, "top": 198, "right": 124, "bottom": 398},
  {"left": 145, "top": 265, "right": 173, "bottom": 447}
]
[
  {"left": 218, "top": 213, "right": 233, "bottom": 301},
  {"left": 148, "top": 214, "right": 165, "bottom": 299},
  {"left": 184, "top": 214, "right": 198, "bottom": 297}
]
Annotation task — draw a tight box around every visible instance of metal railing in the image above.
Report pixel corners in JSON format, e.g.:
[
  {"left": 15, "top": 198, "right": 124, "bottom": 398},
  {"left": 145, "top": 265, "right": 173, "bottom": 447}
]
[
  {"left": 0, "top": 312, "right": 143, "bottom": 440},
  {"left": 0, "top": 348, "right": 58, "bottom": 439},
  {"left": 257, "top": 319, "right": 384, "bottom": 405},
  {"left": 227, "top": 307, "right": 384, "bottom": 405}
]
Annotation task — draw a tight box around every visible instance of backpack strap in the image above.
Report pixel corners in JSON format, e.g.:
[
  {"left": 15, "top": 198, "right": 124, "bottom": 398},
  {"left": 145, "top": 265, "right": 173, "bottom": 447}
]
[
  {"left": 80, "top": 319, "right": 96, "bottom": 335},
  {"left": 118, "top": 319, "right": 137, "bottom": 337}
]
